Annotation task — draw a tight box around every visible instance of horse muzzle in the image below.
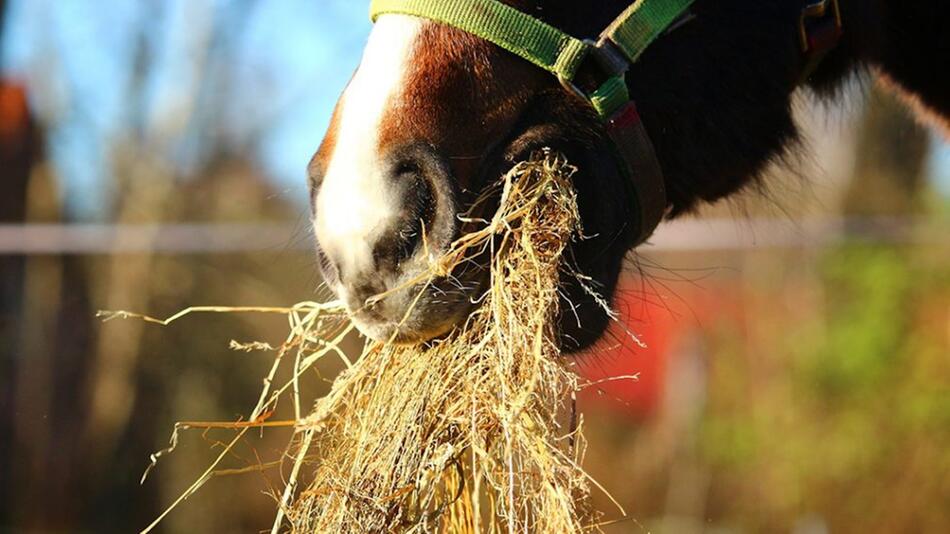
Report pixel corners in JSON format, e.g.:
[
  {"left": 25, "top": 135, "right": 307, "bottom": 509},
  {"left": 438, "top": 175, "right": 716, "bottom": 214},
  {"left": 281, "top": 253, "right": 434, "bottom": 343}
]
[{"left": 312, "top": 143, "right": 472, "bottom": 343}]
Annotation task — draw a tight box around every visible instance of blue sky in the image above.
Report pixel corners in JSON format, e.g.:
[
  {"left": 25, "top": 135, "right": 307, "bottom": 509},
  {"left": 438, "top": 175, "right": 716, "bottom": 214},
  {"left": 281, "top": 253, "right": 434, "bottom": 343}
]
[
  {"left": 1, "top": 0, "right": 371, "bottom": 219},
  {"left": 930, "top": 134, "right": 950, "bottom": 197},
  {"left": 1, "top": 1, "right": 948, "bottom": 219}
]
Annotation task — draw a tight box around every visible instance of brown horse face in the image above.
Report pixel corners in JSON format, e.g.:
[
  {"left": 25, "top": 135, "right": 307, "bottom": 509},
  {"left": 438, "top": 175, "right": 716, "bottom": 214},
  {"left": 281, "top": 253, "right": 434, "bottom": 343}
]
[
  {"left": 308, "top": 15, "right": 625, "bottom": 344},
  {"left": 311, "top": 0, "right": 950, "bottom": 344}
]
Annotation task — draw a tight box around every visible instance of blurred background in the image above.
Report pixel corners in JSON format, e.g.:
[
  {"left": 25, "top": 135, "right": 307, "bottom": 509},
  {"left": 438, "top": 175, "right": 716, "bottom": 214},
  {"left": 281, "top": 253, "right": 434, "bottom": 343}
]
[{"left": 0, "top": 1, "right": 947, "bottom": 533}]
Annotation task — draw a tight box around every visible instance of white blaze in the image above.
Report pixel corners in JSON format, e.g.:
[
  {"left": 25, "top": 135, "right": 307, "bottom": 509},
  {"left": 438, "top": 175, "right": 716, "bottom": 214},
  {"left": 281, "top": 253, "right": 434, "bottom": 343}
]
[{"left": 315, "top": 16, "right": 422, "bottom": 279}]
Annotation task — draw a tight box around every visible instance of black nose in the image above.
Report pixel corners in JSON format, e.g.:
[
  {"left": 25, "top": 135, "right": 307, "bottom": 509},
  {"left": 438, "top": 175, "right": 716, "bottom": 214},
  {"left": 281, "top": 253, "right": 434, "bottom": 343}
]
[
  {"left": 369, "top": 166, "right": 436, "bottom": 274},
  {"left": 317, "top": 143, "right": 458, "bottom": 310},
  {"left": 345, "top": 279, "right": 387, "bottom": 316}
]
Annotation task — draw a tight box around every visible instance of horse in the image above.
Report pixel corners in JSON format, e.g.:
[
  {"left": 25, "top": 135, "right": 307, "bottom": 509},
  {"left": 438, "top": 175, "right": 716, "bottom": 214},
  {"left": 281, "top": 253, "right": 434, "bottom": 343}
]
[{"left": 307, "top": 0, "right": 950, "bottom": 350}]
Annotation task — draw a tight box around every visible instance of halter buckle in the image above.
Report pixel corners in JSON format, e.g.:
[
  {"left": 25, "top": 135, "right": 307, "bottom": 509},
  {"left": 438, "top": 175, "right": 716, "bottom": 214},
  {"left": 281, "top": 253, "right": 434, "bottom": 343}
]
[
  {"left": 558, "top": 39, "right": 630, "bottom": 104},
  {"left": 557, "top": 75, "right": 589, "bottom": 102},
  {"left": 584, "top": 38, "right": 631, "bottom": 79},
  {"left": 799, "top": 0, "right": 842, "bottom": 54}
]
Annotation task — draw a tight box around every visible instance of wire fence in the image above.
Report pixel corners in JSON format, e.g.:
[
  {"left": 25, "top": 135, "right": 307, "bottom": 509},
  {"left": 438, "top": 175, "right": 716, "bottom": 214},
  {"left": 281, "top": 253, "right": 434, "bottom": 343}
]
[{"left": 0, "top": 217, "right": 946, "bottom": 254}]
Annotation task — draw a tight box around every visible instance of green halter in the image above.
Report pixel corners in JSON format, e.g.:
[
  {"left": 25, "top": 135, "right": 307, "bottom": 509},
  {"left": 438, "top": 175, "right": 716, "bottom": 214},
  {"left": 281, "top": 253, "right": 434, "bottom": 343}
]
[
  {"left": 371, "top": 0, "right": 693, "bottom": 117},
  {"left": 369, "top": 0, "right": 696, "bottom": 243}
]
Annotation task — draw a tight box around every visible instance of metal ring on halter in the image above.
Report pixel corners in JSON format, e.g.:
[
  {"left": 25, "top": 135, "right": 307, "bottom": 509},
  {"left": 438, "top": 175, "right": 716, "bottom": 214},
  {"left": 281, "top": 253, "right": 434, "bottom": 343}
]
[
  {"left": 557, "top": 73, "right": 590, "bottom": 102},
  {"left": 584, "top": 38, "right": 630, "bottom": 78},
  {"left": 557, "top": 39, "right": 630, "bottom": 104},
  {"left": 799, "top": 0, "right": 842, "bottom": 53}
]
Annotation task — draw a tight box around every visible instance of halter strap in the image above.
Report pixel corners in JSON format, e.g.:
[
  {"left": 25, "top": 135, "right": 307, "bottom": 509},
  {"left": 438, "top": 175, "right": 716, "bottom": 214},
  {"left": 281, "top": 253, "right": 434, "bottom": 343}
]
[
  {"left": 603, "top": 0, "right": 697, "bottom": 64},
  {"left": 371, "top": 0, "right": 590, "bottom": 82},
  {"left": 370, "top": 0, "right": 693, "bottom": 118},
  {"left": 370, "top": 0, "right": 693, "bottom": 244},
  {"left": 368, "top": 0, "right": 844, "bottom": 245}
]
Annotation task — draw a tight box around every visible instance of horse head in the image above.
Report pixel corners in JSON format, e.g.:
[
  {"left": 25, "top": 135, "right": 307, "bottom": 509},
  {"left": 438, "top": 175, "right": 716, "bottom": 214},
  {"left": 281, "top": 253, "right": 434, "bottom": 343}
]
[{"left": 308, "top": 0, "right": 950, "bottom": 348}]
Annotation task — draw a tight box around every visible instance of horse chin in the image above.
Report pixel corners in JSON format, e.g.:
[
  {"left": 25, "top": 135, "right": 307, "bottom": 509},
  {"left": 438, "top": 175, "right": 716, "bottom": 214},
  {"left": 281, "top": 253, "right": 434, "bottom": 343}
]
[
  {"left": 345, "top": 278, "right": 481, "bottom": 345},
  {"left": 349, "top": 317, "right": 443, "bottom": 345}
]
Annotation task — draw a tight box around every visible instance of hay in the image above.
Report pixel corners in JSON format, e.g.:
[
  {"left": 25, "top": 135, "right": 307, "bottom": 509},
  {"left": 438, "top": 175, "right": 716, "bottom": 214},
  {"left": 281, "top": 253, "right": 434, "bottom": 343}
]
[{"left": 121, "top": 150, "right": 617, "bottom": 533}]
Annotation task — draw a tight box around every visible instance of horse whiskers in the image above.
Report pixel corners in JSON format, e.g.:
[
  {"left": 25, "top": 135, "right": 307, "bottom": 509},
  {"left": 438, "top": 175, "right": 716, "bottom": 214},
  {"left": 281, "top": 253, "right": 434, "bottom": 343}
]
[
  {"left": 619, "top": 255, "right": 693, "bottom": 323},
  {"left": 629, "top": 253, "right": 723, "bottom": 284}
]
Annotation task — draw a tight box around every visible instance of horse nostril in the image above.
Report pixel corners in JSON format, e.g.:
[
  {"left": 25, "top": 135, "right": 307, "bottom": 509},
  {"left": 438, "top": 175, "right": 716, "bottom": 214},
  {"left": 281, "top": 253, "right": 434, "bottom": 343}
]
[
  {"left": 405, "top": 176, "right": 437, "bottom": 255},
  {"left": 345, "top": 279, "right": 387, "bottom": 315},
  {"left": 374, "top": 171, "right": 437, "bottom": 268}
]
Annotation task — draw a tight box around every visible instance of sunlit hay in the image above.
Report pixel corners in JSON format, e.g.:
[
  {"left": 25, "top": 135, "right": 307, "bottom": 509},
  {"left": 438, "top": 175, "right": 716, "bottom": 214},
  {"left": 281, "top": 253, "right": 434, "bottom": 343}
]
[
  {"left": 279, "top": 151, "right": 604, "bottom": 533},
  {"left": 116, "top": 151, "right": 616, "bottom": 534}
]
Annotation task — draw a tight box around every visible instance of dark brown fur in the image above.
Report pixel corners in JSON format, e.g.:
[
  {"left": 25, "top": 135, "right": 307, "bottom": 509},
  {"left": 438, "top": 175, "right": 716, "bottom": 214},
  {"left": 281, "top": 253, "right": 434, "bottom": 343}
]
[{"left": 311, "top": 0, "right": 950, "bottom": 348}]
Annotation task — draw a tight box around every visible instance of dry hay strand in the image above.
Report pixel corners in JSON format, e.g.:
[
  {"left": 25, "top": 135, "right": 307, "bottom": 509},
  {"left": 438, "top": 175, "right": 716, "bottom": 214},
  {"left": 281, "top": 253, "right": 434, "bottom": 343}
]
[
  {"left": 284, "top": 151, "right": 605, "bottom": 533},
  {"left": 119, "top": 150, "right": 619, "bottom": 533}
]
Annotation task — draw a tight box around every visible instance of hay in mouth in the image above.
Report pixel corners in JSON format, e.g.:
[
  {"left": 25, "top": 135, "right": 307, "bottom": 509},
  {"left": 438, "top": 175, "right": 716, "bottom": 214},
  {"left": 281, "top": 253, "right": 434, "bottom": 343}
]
[{"left": 114, "top": 151, "right": 621, "bottom": 533}]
